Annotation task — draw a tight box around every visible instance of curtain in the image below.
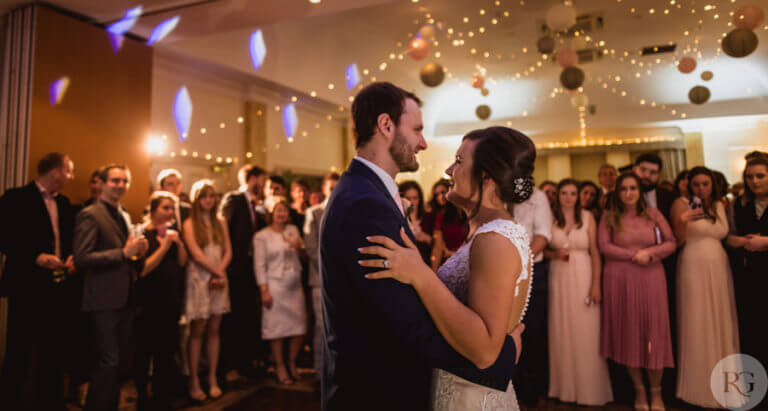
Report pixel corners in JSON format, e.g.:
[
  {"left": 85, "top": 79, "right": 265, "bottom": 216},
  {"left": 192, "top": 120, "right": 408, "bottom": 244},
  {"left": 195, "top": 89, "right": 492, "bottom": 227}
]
[{"left": 0, "top": 4, "right": 36, "bottom": 369}]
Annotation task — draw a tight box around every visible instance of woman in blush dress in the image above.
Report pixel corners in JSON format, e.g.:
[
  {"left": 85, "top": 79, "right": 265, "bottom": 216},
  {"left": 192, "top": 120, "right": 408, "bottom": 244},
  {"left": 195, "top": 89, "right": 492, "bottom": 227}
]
[
  {"left": 545, "top": 179, "right": 613, "bottom": 406},
  {"left": 599, "top": 172, "right": 676, "bottom": 411},
  {"left": 670, "top": 167, "right": 740, "bottom": 408}
]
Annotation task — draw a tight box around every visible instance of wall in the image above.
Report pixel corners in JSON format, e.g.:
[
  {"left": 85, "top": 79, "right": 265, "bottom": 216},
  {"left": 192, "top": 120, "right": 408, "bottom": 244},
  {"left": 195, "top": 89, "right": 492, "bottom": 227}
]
[
  {"left": 572, "top": 153, "right": 607, "bottom": 182},
  {"left": 30, "top": 6, "right": 152, "bottom": 218},
  {"left": 150, "top": 50, "right": 347, "bottom": 194}
]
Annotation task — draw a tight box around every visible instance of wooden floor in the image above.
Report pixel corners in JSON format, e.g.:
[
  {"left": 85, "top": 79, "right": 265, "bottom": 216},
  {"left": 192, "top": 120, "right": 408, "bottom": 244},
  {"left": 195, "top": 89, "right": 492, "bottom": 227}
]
[{"left": 64, "top": 372, "right": 708, "bottom": 411}]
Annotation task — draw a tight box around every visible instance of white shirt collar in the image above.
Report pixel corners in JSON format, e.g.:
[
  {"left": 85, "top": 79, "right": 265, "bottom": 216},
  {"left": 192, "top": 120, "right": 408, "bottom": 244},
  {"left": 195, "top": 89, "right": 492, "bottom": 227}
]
[{"left": 354, "top": 156, "right": 404, "bottom": 215}]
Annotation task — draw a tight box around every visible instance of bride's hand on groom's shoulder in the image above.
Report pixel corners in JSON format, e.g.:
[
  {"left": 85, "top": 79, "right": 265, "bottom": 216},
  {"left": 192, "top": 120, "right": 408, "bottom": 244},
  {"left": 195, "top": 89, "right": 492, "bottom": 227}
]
[{"left": 358, "top": 227, "right": 432, "bottom": 288}]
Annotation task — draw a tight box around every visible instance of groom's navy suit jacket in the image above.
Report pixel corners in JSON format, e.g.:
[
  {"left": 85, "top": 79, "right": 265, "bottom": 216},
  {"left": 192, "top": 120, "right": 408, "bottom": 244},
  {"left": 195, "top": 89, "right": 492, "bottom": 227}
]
[{"left": 320, "top": 159, "right": 519, "bottom": 410}]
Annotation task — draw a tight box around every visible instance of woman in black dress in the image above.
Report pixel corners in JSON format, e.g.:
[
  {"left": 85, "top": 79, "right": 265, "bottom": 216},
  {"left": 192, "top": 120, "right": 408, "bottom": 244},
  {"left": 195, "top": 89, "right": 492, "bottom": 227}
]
[
  {"left": 727, "top": 155, "right": 768, "bottom": 370},
  {"left": 135, "top": 191, "right": 188, "bottom": 409}
]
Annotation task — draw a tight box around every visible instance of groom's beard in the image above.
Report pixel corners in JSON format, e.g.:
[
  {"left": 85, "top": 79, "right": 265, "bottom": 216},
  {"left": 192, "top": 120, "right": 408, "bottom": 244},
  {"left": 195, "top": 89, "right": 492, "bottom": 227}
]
[{"left": 390, "top": 132, "right": 419, "bottom": 172}]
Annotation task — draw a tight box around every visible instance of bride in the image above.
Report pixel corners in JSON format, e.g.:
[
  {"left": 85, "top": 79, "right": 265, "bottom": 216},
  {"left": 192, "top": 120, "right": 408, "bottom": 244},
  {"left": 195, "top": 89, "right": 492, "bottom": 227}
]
[{"left": 359, "top": 126, "right": 536, "bottom": 410}]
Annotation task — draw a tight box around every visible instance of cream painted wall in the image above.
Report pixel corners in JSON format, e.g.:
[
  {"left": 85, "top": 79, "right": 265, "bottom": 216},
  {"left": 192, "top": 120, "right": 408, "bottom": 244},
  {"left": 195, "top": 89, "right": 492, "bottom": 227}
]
[
  {"left": 700, "top": 126, "right": 768, "bottom": 183},
  {"left": 265, "top": 106, "right": 346, "bottom": 175},
  {"left": 151, "top": 65, "right": 246, "bottom": 163},
  {"left": 533, "top": 155, "right": 549, "bottom": 185},
  {"left": 151, "top": 54, "right": 347, "bottom": 193},
  {"left": 606, "top": 151, "right": 631, "bottom": 168},
  {"left": 547, "top": 154, "right": 572, "bottom": 182},
  {"left": 572, "top": 153, "right": 607, "bottom": 182}
]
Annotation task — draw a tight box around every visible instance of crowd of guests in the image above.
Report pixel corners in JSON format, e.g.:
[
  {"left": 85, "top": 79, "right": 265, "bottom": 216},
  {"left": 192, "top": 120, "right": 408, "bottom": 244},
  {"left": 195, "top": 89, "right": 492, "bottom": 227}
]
[
  {"left": 398, "top": 152, "right": 768, "bottom": 409},
  {"left": 1, "top": 149, "right": 767, "bottom": 410},
  {"left": 0, "top": 152, "right": 339, "bottom": 410}
]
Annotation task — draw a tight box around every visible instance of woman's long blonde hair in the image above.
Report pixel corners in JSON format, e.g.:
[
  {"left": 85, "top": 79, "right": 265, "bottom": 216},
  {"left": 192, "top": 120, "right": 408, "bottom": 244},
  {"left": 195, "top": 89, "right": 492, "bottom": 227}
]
[{"left": 190, "top": 179, "right": 224, "bottom": 247}]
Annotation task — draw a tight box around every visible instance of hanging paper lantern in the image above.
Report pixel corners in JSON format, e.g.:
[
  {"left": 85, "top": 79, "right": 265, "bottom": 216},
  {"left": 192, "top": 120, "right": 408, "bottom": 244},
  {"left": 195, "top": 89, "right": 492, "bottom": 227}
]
[
  {"left": 556, "top": 48, "right": 578, "bottom": 68},
  {"left": 481, "top": 88, "right": 490, "bottom": 97},
  {"left": 688, "top": 86, "right": 711, "bottom": 105},
  {"left": 476, "top": 105, "right": 491, "bottom": 120},
  {"left": 677, "top": 56, "right": 697, "bottom": 73},
  {"left": 420, "top": 63, "right": 445, "bottom": 87},
  {"left": 546, "top": 3, "right": 577, "bottom": 32},
  {"left": 733, "top": 5, "right": 765, "bottom": 30},
  {"left": 409, "top": 38, "right": 430, "bottom": 60},
  {"left": 470, "top": 75, "right": 485, "bottom": 89},
  {"left": 722, "top": 28, "right": 759, "bottom": 58},
  {"left": 418, "top": 24, "right": 437, "bottom": 41},
  {"left": 560, "top": 67, "right": 584, "bottom": 90},
  {"left": 570, "top": 93, "right": 589, "bottom": 109},
  {"left": 537, "top": 36, "right": 555, "bottom": 54},
  {"left": 701, "top": 71, "right": 714, "bottom": 81}
]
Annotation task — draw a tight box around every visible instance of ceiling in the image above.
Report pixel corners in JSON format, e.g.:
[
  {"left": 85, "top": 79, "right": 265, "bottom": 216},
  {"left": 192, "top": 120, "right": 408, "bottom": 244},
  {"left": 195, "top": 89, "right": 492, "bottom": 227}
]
[{"left": 4, "top": 0, "right": 768, "bottom": 136}]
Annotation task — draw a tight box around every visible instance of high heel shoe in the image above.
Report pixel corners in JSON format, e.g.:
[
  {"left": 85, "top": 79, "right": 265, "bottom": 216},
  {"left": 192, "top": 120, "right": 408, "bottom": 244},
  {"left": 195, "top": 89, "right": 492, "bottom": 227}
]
[
  {"left": 649, "top": 386, "right": 665, "bottom": 411},
  {"left": 634, "top": 384, "right": 649, "bottom": 411}
]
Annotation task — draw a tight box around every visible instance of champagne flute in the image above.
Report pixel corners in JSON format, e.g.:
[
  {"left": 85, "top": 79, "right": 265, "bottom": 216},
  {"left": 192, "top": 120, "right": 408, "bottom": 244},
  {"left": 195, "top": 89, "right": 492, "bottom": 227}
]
[{"left": 130, "top": 224, "right": 145, "bottom": 261}]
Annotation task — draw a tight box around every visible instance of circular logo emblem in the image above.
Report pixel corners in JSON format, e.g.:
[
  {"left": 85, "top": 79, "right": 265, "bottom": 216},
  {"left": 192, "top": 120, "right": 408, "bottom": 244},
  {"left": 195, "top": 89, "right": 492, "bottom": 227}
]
[{"left": 710, "top": 354, "right": 767, "bottom": 410}]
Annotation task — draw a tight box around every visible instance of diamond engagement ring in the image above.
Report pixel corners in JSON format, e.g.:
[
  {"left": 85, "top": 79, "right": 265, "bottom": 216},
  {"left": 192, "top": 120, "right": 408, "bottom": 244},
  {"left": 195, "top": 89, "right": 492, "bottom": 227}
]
[{"left": 383, "top": 260, "right": 390, "bottom": 268}]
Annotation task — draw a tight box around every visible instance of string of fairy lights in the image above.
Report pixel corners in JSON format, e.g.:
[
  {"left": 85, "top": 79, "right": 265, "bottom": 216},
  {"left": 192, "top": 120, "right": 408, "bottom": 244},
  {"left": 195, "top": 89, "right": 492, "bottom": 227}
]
[{"left": 149, "top": 0, "right": 766, "bottom": 163}]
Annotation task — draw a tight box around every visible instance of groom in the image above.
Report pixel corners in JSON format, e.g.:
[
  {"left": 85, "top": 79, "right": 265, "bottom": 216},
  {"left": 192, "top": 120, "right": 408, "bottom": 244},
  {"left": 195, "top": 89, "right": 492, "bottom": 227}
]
[{"left": 320, "top": 82, "right": 523, "bottom": 410}]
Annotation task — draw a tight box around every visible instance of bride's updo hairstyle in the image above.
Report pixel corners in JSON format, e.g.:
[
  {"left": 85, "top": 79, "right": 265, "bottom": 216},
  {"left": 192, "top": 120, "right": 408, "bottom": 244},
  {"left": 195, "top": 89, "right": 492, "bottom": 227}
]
[{"left": 463, "top": 126, "right": 536, "bottom": 218}]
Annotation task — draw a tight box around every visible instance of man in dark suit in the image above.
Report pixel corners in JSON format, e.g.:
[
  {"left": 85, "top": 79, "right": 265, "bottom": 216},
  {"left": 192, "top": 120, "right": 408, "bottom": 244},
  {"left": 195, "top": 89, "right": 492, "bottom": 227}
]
[
  {"left": 633, "top": 152, "right": 679, "bottom": 406},
  {"left": 73, "top": 164, "right": 148, "bottom": 411},
  {"left": 219, "top": 164, "right": 268, "bottom": 385},
  {"left": 633, "top": 153, "right": 676, "bottom": 221},
  {"left": 0, "top": 152, "right": 76, "bottom": 410},
  {"left": 320, "top": 82, "right": 522, "bottom": 411},
  {"left": 303, "top": 172, "right": 339, "bottom": 380}
]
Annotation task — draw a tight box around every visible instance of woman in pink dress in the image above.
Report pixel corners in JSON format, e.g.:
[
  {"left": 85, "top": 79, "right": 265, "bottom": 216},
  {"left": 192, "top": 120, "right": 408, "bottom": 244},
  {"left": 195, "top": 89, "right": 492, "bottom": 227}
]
[
  {"left": 599, "top": 173, "right": 676, "bottom": 411},
  {"left": 546, "top": 179, "right": 613, "bottom": 405}
]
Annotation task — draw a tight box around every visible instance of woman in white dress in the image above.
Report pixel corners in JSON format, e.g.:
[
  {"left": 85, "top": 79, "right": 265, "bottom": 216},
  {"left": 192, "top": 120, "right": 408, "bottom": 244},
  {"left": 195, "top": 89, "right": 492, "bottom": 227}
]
[
  {"left": 360, "top": 127, "right": 535, "bottom": 410},
  {"left": 254, "top": 198, "right": 307, "bottom": 385},
  {"left": 182, "top": 180, "right": 232, "bottom": 401}
]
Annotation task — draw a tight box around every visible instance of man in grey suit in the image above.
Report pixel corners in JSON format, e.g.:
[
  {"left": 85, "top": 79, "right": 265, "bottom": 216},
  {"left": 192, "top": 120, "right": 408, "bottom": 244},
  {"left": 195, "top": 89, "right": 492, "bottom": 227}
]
[
  {"left": 73, "top": 164, "right": 148, "bottom": 411},
  {"left": 303, "top": 172, "right": 339, "bottom": 378}
]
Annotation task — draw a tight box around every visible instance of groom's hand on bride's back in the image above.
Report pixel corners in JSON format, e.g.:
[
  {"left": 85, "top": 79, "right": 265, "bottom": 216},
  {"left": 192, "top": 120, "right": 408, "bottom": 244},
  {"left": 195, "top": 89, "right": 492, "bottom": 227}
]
[{"left": 508, "top": 323, "right": 525, "bottom": 364}]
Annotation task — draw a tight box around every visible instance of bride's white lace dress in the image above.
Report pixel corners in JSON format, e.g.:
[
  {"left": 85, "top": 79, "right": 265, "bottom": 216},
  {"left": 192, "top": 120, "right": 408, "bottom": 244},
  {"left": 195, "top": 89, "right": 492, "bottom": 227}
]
[{"left": 430, "top": 219, "right": 533, "bottom": 411}]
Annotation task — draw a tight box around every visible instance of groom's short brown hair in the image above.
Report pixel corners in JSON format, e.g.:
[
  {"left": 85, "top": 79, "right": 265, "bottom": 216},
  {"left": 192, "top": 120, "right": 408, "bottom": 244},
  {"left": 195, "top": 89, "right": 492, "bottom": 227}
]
[{"left": 351, "top": 82, "right": 421, "bottom": 148}]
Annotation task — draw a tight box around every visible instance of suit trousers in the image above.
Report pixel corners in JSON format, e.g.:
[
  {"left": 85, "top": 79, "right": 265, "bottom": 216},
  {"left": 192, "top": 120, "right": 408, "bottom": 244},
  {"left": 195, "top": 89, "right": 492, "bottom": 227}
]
[
  {"left": 85, "top": 307, "right": 134, "bottom": 411},
  {"left": 312, "top": 287, "right": 323, "bottom": 373},
  {"left": 221, "top": 266, "right": 264, "bottom": 375},
  {"left": 0, "top": 291, "right": 67, "bottom": 410}
]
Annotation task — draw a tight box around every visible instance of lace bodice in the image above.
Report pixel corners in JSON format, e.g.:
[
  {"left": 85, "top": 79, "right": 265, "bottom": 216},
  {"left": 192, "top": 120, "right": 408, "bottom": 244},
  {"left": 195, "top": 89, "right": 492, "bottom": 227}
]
[{"left": 436, "top": 218, "right": 533, "bottom": 326}]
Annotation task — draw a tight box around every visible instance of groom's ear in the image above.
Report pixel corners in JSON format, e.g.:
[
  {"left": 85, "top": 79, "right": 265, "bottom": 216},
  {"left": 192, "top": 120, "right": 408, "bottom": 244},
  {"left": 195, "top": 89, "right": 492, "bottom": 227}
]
[{"left": 377, "top": 113, "right": 394, "bottom": 140}]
